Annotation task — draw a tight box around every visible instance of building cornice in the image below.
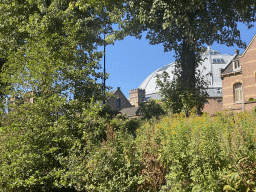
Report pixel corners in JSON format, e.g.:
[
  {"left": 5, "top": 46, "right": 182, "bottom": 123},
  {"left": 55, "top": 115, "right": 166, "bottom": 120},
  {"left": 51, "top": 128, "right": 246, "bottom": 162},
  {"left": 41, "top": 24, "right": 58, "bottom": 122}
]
[{"left": 221, "top": 69, "right": 242, "bottom": 79}]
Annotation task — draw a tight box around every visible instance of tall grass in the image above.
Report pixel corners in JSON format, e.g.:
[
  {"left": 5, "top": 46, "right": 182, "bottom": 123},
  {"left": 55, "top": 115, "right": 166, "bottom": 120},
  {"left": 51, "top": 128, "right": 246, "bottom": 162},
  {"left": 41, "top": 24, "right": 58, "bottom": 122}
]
[
  {"left": 1, "top": 110, "right": 256, "bottom": 191},
  {"left": 134, "top": 111, "right": 256, "bottom": 191}
]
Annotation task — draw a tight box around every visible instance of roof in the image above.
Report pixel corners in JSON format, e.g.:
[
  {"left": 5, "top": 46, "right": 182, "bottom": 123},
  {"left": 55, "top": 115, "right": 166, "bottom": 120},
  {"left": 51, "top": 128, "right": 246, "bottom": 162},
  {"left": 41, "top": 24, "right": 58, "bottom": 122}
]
[
  {"left": 221, "top": 54, "right": 241, "bottom": 75},
  {"left": 120, "top": 107, "right": 139, "bottom": 117},
  {"left": 109, "top": 87, "right": 122, "bottom": 95},
  {"left": 109, "top": 90, "right": 117, "bottom": 94},
  {"left": 221, "top": 34, "right": 256, "bottom": 77},
  {"left": 144, "top": 93, "right": 162, "bottom": 101},
  {"left": 139, "top": 46, "right": 234, "bottom": 97},
  {"left": 138, "top": 62, "right": 176, "bottom": 96}
]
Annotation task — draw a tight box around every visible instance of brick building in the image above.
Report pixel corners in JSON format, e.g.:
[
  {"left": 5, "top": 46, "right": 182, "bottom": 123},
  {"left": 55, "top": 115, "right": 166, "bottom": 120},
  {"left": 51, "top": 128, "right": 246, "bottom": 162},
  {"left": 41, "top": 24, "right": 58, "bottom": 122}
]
[
  {"left": 106, "top": 87, "right": 132, "bottom": 110},
  {"left": 221, "top": 34, "right": 256, "bottom": 112},
  {"left": 117, "top": 88, "right": 146, "bottom": 118},
  {"left": 129, "top": 88, "right": 145, "bottom": 107}
]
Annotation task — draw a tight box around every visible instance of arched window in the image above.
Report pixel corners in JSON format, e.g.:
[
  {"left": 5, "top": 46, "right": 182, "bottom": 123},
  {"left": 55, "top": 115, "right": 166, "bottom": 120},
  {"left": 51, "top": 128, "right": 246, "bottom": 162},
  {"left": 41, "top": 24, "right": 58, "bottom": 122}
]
[{"left": 234, "top": 83, "right": 242, "bottom": 103}]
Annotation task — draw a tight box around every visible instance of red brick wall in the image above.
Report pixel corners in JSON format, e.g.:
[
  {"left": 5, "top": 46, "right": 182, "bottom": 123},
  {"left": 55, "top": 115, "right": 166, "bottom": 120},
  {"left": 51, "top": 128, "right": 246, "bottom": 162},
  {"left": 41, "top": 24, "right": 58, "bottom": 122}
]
[
  {"left": 222, "top": 35, "right": 256, "bottom": 112},
  {"left": 222, "top": 73, "right": 243, "bottom": 110},
  {"left": 240, "top": 37, "right": 256, "bottom": 104},
  {"left": 203, "top": 98, "right": 223, "bottom": 114}
]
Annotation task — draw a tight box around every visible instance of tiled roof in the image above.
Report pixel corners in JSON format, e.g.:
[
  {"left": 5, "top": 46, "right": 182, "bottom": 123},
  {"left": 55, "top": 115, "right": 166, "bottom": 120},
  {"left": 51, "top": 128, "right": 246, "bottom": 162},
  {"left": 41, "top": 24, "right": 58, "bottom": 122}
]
[{"left": 120, "top": 107, "right": 139, "bottom": 117}]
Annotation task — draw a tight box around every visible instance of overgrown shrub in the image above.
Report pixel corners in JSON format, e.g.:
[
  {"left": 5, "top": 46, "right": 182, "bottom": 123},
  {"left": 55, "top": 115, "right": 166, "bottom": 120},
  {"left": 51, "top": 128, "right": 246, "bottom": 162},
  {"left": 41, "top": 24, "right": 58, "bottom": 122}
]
[
  {"left": 61, "top": 124, "right": 143, "bottom": 192},
  {"left": 136, "top": 99, "right": 166, "bottom": 120},
  {"left": 2, "top": 108, "right": 256, "bottom": 191},
  {"left": 134, "top": 111, "right": 256, "bottom": 191}
]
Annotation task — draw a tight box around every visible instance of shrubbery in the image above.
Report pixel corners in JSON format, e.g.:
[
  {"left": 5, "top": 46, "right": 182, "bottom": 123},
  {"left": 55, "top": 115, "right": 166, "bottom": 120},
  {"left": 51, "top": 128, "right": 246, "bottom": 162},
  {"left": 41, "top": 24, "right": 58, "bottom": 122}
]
[
  {"left": 136, "top": 99, "right": 166, "bottom": 120},
  {"left": 1, "top": 110, "right": 256, "bottom": 191},
  {"left": 248, "top": 98, "right": 255, "bottom": 102}
]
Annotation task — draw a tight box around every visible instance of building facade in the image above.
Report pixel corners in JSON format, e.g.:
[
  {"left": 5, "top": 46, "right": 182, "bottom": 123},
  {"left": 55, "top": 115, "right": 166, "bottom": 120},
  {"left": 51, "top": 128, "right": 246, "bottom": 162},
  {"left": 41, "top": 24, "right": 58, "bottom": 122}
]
[
  {"left": 7, "top": 91, "right": 40, "bottom": 112},
  {"left": 129, "top": 88, "right": 145, "bottom": 107},
  {"left": 221, "top": 34, "right": 256, "bottom": 112},
  {"left": 106, "top": 87, "right": 132, "bottom": 110}
]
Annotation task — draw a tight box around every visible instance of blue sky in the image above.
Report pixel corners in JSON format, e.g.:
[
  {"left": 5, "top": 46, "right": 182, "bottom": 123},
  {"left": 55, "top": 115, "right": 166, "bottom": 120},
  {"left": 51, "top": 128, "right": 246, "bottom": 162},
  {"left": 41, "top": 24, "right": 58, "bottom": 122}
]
[{"left": 99, "top": 22, "right": 256, "bottom": 99}]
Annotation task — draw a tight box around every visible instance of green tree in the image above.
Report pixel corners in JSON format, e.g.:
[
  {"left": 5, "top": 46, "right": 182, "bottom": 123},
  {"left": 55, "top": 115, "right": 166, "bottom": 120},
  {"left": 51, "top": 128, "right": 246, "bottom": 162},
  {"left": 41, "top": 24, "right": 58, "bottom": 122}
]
[
  {"left": 136, "top": 99, "right": 166, "bottom": 120},
  {"left": 156, "top": 62, "right": 210, "bottom": 116},
  {"left": 122, "top": 0, "right": 256, "bottom": 105},
  {"left": 0, "top": 0, "right": 125, "bottom": 191}
]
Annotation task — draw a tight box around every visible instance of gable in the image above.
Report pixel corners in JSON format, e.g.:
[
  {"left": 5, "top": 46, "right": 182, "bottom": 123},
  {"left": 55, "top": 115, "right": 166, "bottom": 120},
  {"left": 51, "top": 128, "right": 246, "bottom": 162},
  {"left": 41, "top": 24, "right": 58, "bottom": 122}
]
[
  {"left": 114, "top": 90, "right": 132, "bottom": 107},
  {"left": 240, "top": 33, "right": 256, "bottom": 58},
  {"left": 221, "top": 54, "right": 240, "bottom": 77},
  {"left": 106, "top": 88, "right": 132, "bottom": 110}
]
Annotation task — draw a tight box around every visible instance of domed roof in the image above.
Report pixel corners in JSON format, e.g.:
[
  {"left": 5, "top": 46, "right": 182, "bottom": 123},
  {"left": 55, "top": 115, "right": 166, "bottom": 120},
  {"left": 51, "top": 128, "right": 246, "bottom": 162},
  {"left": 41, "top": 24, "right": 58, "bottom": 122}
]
[
  {"left": 139, "top": 47, "right": 235, "bottom": 98},
  {"left": 139, "top": 62, "right": 176, "bottom": 96}
]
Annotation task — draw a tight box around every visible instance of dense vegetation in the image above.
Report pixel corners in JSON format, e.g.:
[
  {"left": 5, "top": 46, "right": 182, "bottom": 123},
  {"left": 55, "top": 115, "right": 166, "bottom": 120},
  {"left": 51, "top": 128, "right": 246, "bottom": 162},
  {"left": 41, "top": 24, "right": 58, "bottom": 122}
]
[
  {"left": 1, "top": 0, "right": 256, "bottom": 191},
  {"left": 1, "top": 109, "right": 256, "bottom": 191}
]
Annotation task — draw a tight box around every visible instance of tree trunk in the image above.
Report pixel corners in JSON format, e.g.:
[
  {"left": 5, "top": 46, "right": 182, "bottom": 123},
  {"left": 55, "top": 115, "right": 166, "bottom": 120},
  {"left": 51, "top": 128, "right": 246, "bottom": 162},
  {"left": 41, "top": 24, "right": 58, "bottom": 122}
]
[
  {"left": 180, "top": 40, "right": 196, "bottom": 94},
  {"left": 0, "top": 58, "right": 7, "bottom": 126},
  {"left": 0, "top": 58, "right": 7, "bottom": 99}
]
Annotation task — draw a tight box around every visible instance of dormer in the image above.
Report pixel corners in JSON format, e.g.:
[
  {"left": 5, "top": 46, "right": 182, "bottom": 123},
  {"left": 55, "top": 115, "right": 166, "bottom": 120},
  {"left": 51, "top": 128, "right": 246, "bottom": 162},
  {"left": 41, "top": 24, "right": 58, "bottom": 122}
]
[
  {"left": 232, "top": 50, "right": 241, "bottom": 71},
  {"left": 232, "top": 59, "right": 241, "bottom": 71}
]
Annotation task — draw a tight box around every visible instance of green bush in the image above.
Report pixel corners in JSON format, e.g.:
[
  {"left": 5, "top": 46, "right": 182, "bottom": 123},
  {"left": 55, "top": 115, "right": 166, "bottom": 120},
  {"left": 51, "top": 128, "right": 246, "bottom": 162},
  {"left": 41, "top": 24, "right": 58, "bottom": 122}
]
[
  {"left": 134, "top": 111, "right": 256, "bottom": 191},
  {"left": 136, "top": 99, "right": 166, "bottom": 120},
  {"left": 0, "top": 99, "right": 117, "bottom": 191},
  {"left": 2, "top": 108, "right": 256, "bottom": 191},
  {"left": 61, "top": 124, "right": 143, "bottom": 192},
  {"left": 248, "top": 98, "right": 255, "bottom": 102}
]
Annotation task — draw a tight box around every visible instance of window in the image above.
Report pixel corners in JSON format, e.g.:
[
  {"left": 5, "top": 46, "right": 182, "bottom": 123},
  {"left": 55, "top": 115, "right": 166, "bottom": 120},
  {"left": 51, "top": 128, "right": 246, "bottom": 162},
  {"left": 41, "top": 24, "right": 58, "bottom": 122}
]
[
  {"left": 217, "top": 100, "right": 222, "bottom": 103},
  {"left": 234, "top": 83, "right": 242, "bottom": 103},
  {"left": 233, "top": 60, "right": 240, "bottom": 70},
  {"left": 236, "top": 61, "right": 240, "bottom": 68},
  {"left": 212, "top": 58, "right": 225, "bottom": 64},
  {"left": 116, "top": 98, "right": 121, "bottom": 108}
]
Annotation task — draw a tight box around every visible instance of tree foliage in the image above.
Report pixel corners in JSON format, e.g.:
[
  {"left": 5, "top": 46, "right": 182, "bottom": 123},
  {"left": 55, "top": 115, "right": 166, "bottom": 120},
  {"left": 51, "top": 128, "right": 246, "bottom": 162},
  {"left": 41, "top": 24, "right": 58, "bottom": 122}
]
[
  {"left": 0, "top": 0, "right": 125, "bottom": 191},
  {"left": 1, "top": 0, "right": 256, "bottom": 191},
  {"left": 136, "top": 99, "right": 166, "bottom": 120},
  {"left": 122, "top": 0, "right": 256, "bottom": 108},
  {"left": 156, "top": 59, "right": 210, "bottom": 116}
]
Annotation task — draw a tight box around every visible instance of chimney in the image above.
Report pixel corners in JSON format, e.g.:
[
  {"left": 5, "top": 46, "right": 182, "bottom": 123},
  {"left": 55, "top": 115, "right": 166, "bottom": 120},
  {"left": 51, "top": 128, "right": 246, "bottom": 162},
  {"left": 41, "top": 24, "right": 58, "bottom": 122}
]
[
  {"left": 117, "top": 87, "right": 120, "bottom": 91},
  {"left": 235, "top": 49, "right": 239, "bottom": 55},
  {"left": 129, "top": 88, "right": 145, "bottom": 107}
]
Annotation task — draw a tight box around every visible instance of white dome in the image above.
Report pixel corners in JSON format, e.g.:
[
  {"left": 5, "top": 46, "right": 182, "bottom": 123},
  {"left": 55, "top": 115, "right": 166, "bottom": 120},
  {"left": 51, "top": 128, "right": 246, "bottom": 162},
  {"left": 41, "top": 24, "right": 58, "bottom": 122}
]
[
  {"left": 139, "top": 62, "right": 176, "bottom": 95},
  {"left": 139, "top": 47, "right": 235, "bottom": 98}
]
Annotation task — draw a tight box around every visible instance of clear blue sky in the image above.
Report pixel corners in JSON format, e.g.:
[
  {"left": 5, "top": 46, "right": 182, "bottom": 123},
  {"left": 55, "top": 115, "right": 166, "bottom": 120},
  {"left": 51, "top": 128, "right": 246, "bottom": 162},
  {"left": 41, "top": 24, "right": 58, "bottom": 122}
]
[{"left": 99, "top": 22, "right": 256, "bottom": 99}]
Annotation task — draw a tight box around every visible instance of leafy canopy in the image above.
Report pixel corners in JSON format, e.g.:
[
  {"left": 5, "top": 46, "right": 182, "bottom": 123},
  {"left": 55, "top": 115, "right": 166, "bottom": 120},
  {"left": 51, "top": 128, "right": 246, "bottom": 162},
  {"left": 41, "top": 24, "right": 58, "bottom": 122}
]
[{"left": 0, "top": 0, "right": 126, "bottom": 190}]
